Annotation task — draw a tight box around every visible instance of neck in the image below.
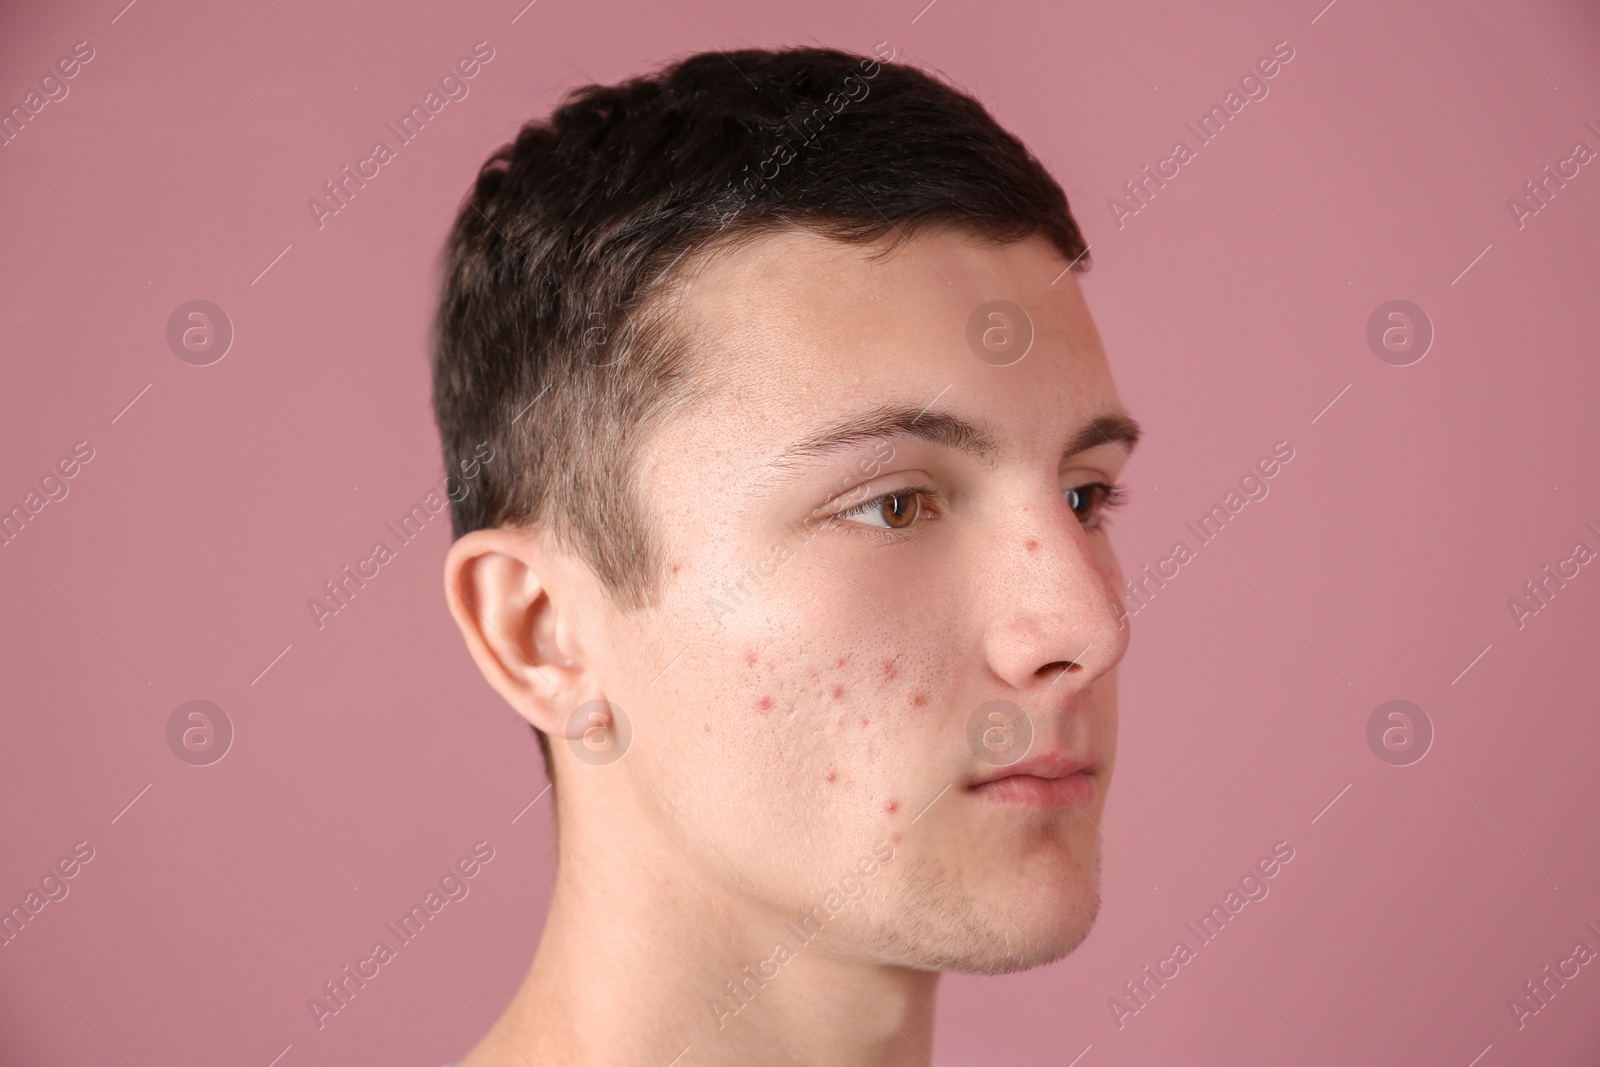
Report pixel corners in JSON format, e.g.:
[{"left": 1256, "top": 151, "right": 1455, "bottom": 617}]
[{"left": 459, "top": 787, "right": 941, "bottom": 1067}]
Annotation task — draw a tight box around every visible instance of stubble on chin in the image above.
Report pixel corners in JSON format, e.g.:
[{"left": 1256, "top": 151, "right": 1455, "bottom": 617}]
[{"left": 845, "top": 840, "right": 1105, "bottom": 976}]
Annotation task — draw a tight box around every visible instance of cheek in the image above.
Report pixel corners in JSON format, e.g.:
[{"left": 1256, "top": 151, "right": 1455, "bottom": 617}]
[{"left": 722, "top": 639, "right": 947, "bottom": 802}]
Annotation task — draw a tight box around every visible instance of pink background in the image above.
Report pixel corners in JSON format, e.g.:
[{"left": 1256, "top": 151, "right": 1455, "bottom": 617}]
[{"left": 3, "top": 0, "right": 1598, "bottom": 1063}]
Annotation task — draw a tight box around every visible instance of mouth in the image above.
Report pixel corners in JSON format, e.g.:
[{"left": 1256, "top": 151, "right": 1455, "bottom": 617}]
[{"left": 966, "top": 753, "right": 1100, "bottom": 810}]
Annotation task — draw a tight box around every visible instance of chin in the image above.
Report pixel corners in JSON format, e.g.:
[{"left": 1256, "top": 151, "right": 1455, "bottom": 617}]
[{"left": 864, "top": 845, "right": 1104, "bottom": 975}]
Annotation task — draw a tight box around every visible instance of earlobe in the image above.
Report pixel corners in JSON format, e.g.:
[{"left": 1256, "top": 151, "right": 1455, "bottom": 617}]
[{"left": 442, "top": 528, "right": 595, "bottom": 738}]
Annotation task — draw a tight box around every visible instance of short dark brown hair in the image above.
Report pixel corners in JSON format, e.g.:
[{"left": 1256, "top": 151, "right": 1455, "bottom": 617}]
[{"left": 431, "top": 45, "right": 1089, "bottom": 775}]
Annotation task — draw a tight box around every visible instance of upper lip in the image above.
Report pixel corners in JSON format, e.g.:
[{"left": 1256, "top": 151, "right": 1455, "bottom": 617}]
[{"left": 968, "top": 751, "right": 1101, "bottom": 788}]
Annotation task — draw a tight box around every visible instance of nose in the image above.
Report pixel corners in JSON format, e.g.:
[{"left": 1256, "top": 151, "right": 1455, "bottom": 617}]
[{"left": 978, "top": 494, "right": 1130, "bottom": 693}]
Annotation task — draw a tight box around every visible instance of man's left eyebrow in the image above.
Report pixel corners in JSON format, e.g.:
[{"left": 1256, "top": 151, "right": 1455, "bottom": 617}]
[{"left": 1061, "top": 410, "right": 1142, "bottom": 461}]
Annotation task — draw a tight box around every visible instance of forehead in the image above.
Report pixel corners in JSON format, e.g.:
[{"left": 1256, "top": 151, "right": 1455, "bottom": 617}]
[{"left": 646, "top": 225, "right": 1121, "bottom": 487}]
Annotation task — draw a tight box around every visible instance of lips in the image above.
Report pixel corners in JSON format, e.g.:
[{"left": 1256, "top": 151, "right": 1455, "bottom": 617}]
[{"left": 967, "top": 752, "right": 1101, "bottom": 809}]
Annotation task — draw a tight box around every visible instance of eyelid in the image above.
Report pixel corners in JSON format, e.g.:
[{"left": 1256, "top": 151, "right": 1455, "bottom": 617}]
[
  {"left": 833, "top": 483, "right": 941, "bottom": 521},
  {"left": 821, "top": 467, "right": 935, "bottom": 517}
]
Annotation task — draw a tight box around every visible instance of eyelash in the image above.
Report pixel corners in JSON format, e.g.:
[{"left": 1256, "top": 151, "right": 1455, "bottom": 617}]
[
  {"left": 829, "top": 481, "right": 1130, "bottom": 542},
  {"left": 1073, "top": 482, "right": 1129, "bottom": 532},
  {"left": 828, "top": 483, "right": 944, "bottom": 544}
]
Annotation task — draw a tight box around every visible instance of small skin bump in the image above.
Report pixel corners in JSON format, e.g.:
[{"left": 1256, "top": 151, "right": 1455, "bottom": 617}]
[
  {"left": 890, "top": 832, "right": 903, "bottom": 845},
  {"left": 831, "top": 684, "right": 845, "bottom": 701},
  {"left": 756, "top": 694, "right": 773, "bottom": 712},
  {"left": 836, "top": 654, "right": 849, "bottom": 668},
  {"left": 744, "top": 648, "right": 759, "bottom": 668},
  {"left": 825, "top": 769, "right": 838, "bottom": 784},
  {"left": 882, "top": 658, "right": 898, "bottom": 681},
  {"left": 704, "top": 723, "right": 712, "bottom": 733},
  {"left": 910, "top": 692, "right": 928, "bottom": 707},
  {"left": 1025, "top": 537, "right": 1039, "bottom": 552},
  {"left": 884, "top": 798, "right": 900, "bottom": 815}
]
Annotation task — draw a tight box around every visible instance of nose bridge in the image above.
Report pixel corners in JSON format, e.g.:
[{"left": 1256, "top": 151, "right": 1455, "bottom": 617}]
[{"left": 979, "top": 496, "right": 1129, "bottom": 688}]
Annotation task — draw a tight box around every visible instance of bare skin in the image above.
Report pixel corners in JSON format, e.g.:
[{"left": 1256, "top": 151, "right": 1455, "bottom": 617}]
[{"left": 445, "top": 226, "right": 1140, "bottom": 1067}]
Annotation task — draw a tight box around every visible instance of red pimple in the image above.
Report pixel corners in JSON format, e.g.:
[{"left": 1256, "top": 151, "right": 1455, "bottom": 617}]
[
  {"left": 836, "top": 654, "right": 849, "bottom": 667},
  {"left": 910, "top": 692, "right": 927, "bottom": 707},
  {"left": 825, "top": 769, "right": 838, "bottom": 783},
  {"left": 831, "top": 684, "right": 845, "bottom": 700},
  {"left": 1025, "top": 537, "right": 1039, "bottom": 552},
  {"left": 882, "top": 659, "right": 898, "bottom": 680},
  {"left": 884, "top": 798, "right": 900, "bottom": 815},
  {"left": 704, "top": 723, "right": 712, "bottom": 733},
  {"left": 755, "top": 694, "right": 773, "bottom": 712},
  {"left": 891, "top": 832, "right": 903, "bottom": 845}
]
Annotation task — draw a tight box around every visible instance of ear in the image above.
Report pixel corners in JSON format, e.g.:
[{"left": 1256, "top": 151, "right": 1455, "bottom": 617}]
[{"left": 442, "top": 527, "right": 598, "bottom": 739}]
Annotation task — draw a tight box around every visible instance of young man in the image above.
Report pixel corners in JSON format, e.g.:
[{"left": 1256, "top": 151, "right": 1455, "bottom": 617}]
[{"left": 434, "top": 44, "right": 1142, "bottom": 1067}]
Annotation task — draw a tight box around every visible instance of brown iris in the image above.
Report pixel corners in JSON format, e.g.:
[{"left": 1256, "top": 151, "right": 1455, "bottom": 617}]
[{"left": 877, "top": 491, "right": 920, "bottom": 529}]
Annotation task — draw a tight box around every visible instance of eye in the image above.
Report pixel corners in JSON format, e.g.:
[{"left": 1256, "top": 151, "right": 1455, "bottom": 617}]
[
  {"left": 834, "top": 486, "right": 935, "bottom": 531},
  {"left": 1066, "top": 481, "right": 1128, "bottom": 529}
]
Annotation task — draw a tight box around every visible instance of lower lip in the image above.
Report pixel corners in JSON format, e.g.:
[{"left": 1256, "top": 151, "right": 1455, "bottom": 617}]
[{"left": 970, "top": 771, "right": 1094, "bottom": 809}]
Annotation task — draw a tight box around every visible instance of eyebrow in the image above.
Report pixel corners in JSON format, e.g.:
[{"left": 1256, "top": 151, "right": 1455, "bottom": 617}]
[{"left": 754, "top": 402, "right": 1142, "bottom": 484}]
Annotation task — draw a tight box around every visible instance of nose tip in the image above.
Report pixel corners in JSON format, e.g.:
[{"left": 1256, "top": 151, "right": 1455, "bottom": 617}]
[{"left": 982, "top": 525, "right": 1130, "bottom": 692}]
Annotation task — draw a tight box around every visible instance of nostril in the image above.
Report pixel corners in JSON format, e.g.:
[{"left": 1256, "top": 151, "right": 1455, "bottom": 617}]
[{"left": 1042, "top": 661, "right": 1077, "bottom": 682}]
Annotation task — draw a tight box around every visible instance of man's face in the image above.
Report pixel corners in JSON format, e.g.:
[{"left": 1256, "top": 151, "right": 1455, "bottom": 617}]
[{"left": 575, "top": 226, "right": 1136, "bottom": 974}]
